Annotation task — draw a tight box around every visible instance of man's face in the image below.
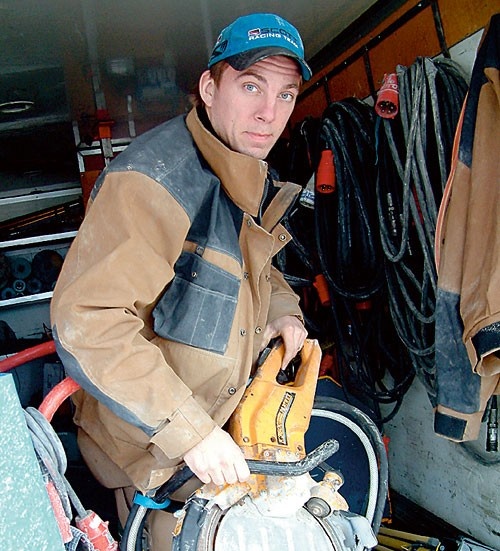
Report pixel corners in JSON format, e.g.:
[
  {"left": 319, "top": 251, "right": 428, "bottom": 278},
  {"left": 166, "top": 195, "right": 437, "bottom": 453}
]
[{"left": 200, "top": 56, "right": 301, "bottom": 160}]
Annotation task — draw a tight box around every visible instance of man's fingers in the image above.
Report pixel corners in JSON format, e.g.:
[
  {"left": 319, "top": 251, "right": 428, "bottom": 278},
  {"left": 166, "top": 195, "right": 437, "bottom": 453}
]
[
  {"left": 234, "top": 457, "right": 251, "bottom": 482},
  {"left": 260, "top": 315, "right": 307, "bottom": 362},
  {"left": 183, "top": 426, "right": 250, "bottom": 486},
  {"left": 210, "top": 468, "right": 225, "bottom": 486},
  {"left": 259, "top": 326, "right": 278, "bottom": 352},
  {"left": 193, "top": 461, "right": 248, "bottom": 486}
]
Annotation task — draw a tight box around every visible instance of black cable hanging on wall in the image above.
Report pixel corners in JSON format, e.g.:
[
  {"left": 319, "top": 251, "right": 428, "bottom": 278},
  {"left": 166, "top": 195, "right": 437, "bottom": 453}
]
[
  {"left": 375, "top": 57, "right": 468, "bottom": 404},
  {"left": 276, "top": 56, "right": 468, "bottom": 424},
  {"left": 312, "top": 97, "right": 414, "bottom": 423}
]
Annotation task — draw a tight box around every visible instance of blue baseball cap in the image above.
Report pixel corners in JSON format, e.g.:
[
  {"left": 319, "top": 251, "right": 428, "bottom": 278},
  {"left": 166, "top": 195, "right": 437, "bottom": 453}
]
[{"left": 208, "top": 13, "right": 312, "bottom": 81}]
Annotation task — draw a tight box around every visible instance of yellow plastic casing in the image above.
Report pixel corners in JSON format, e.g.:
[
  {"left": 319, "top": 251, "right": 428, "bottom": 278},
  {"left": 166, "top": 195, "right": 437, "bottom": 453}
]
[{"left": 229, "top": 338, "right": 322, "bottom": 462}]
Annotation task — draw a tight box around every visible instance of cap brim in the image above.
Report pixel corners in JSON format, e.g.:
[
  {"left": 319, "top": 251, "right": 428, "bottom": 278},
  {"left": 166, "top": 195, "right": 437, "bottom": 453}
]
[{"left": 225, "top": 46, "right": 312, "bottom": 81}]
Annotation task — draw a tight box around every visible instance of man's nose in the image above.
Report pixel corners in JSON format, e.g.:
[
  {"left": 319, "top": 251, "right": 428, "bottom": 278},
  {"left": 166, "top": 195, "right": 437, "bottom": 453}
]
[{"left": 255, "top": 95, "right": 277, "bottom": 122}]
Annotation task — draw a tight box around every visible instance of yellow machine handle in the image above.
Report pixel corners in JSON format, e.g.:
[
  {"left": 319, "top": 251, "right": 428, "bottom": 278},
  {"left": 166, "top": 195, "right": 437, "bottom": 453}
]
[{"left": 229, "top": 338, "right": 322, "bottom": 460}]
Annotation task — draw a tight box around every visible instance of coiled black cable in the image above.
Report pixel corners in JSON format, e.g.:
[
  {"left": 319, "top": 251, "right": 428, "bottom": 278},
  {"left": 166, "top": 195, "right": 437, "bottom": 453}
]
[
  {"left": 376, "top": 57, "right": 467, "bottom": 402},
  {"left": 309, "top": 97, "right": 412, "bottom": 423},
  {"left": 325, "top": 292, "right": 414, "bottom": 425},
  {"left": 275, "top": 56, "right": 467, "bottom": 421},
  {"left": 316, "top": 98, "right": 384, "bottom": 301}
]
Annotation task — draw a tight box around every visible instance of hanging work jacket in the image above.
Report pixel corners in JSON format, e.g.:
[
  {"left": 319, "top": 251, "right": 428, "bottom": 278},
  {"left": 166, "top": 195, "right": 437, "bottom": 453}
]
[
  {"left": 434, "top": 14, "right": 500, "bottom": 442},
  {"left": 50, "top": 108, "right": 303, "bottom": 491}
]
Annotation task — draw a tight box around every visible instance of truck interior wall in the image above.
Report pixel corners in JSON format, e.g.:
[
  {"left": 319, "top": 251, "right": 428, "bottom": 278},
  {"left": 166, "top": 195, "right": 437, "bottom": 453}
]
[
  {"left": 290, "top": 0, "right": 496, "bottom": 125},
  {"left": 384, "top": 356, "right": 500, "bottom": 549},
  {"left": 383, "top": 27, "right": 499, "bottom": 549},
  {"left": 288, "top": 1, "right": 499, "bottom": 546}
]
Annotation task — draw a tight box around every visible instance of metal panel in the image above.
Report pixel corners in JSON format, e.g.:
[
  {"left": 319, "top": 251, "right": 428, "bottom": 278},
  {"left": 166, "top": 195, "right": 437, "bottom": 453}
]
[{"left": 0, "top": 373, "right": 64, "bottom": 550}]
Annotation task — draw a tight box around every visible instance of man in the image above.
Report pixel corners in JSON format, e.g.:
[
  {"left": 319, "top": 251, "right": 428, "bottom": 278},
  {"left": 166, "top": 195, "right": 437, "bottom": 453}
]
[{"left": 51, "top": 12, "right": 311, "bottom": 548}]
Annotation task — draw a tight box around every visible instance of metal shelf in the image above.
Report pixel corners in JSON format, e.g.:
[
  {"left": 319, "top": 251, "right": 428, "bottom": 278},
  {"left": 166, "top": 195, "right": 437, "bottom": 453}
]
[
  {"left": 0, "top": 291, "right": 53, "bottom": 309},
  {"left": 0, "top": 231, "right": 78, "bottom": 251},
  {"left": 0, "top": 230, "right": 77, "bottom": 309}
]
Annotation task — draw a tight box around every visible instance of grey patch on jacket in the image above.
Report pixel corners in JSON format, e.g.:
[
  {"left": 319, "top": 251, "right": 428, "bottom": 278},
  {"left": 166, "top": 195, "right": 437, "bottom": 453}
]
[
  {"left": 153, "top": 250, "right": 240, "bottom": 354},
  {"left": 435, "top": 288, "right": 481, "bottom": 412},
  {"left": 52, "top": 327, "right": 159, "bottom": 436}
]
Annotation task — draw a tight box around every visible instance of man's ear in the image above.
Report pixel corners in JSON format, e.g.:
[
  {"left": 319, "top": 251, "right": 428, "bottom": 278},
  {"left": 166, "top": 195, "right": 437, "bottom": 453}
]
[{"left": 199, "top": 70, "right": 215, "bottom": 107}]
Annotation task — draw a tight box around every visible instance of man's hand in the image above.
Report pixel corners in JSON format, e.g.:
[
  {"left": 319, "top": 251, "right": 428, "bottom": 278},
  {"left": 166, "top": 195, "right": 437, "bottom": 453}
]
[
  {"left": 259, "top": 315, "right": 308, "bottom": 369},
  {"left": 183, "top": 426, "right": 250, "bottom": 486}
]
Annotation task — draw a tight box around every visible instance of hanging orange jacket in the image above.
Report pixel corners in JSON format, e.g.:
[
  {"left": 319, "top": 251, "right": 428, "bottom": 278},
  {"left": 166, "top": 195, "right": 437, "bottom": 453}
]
[{"left": 434, "top": 14, "right": 500, "bottom": 442}]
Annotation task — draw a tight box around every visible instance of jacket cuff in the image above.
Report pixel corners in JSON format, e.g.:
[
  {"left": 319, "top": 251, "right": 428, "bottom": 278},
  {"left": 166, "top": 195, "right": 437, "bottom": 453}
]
[
  {"left": 434, "top": 405, "right": 483, "bottom": 441},
  {"left": 267, "top": 304, "right": 303, "bottom": 326},
  {"left": 150, "top": 396, "right": 216, "bottom": 459},
  {"left": 470, "top": 320, "right": 500, "bottom": 376}
]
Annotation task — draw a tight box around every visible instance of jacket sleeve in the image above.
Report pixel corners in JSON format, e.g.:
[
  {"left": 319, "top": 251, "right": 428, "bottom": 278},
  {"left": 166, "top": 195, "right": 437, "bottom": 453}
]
[
  {"left": 267, "top": 263, "right": 303, "bottom": 324},
  {"left": 51, "top": 171, "right": 217, "bottom": 459}
]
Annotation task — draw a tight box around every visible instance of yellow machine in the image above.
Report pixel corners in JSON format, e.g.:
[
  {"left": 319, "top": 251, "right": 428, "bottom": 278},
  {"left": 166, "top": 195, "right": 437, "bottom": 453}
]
[
  {"left": 231, "top": 337, "right": 321, "bottom": 461},
  {"left": 169, "top": 339, "right": 379, "bottom": 551}
]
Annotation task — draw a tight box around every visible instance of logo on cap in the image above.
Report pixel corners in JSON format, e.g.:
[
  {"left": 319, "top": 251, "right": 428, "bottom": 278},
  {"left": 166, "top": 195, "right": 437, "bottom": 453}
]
[
  {"left": 247, "top": 27, "right": 299, "bottom": 49},
  {"left": 211, "top": 38, "right": 228, "bottom": 57}
]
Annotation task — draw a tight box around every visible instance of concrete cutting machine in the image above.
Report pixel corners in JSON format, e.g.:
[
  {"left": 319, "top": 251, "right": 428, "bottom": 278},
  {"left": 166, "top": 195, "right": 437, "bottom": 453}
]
[{"left": 168, "top": 338, "right": 379, "bottom": 551}]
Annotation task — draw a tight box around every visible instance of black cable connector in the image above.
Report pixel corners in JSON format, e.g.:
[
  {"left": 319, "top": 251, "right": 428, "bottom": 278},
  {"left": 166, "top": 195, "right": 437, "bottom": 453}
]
[{"left": 486, "top": 395, "right": 498, "bottom": 453}]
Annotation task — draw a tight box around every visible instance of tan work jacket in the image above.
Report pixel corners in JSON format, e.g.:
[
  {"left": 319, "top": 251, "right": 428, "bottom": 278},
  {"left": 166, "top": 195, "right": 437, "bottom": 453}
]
[
  {"left": 434, "top": 15, "right": 500, "bottom": 441},
  {"left": 50, "top": 108, "right": 303, "bottom": 491}
]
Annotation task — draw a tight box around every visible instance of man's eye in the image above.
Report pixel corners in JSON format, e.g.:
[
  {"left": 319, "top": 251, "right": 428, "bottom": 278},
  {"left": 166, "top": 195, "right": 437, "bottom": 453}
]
[
  {"left": 280, "top": 92, "right": 295, "bottom": 102},
  {"left": 244, "top": 83, "right": 258, "bottom": 92}
]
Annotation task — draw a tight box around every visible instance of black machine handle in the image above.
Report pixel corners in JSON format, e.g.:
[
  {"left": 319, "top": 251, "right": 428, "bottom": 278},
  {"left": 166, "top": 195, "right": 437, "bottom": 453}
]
[{"left": 153, "top": 438, "right": 339, "bottom": 504}]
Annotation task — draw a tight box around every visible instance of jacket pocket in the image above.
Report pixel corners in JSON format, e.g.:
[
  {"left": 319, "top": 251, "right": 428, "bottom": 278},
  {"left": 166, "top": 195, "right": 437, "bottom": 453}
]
[{"left": 152, "top": 251, "right": 240, "bottom": 354}]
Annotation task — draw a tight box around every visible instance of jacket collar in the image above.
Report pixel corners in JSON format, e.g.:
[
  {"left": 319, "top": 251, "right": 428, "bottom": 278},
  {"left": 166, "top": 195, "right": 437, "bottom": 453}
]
[{"left": 186, "top": 108, "right": 268, "bottom": 217}]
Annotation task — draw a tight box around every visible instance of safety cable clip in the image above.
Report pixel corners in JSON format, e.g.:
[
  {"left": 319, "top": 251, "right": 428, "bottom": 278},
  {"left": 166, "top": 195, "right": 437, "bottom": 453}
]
[{"left": 133, "top": 492, "right": 171, "bottom": 510}]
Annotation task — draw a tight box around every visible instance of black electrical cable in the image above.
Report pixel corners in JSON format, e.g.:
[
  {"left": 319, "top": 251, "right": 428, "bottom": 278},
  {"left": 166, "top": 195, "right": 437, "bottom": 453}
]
[
  {"left": 277, "top": 58, "right": 466, "bottom": 422},
  {"left": 326, "top": 293, "right": 414, "bottom": 426},
  {"left": 120, "top": 465, "right": 194, "bottom": 551},
  {"left": 275, "top": 199, "right": 333, "bottom": 341},
  {"left": 285, "top": 115, "right": 321, "bottom": 187},
  {"left": 316, "top": 98, "right": 384, "bottom": 302},
  {"left": 281, "top": 205, "right": 317, "bottom": 275},
  {"left": 310, "top": 97, "right": 414, "bottom": 423},
  {"left": 376, "top": 57, "right": 467, "bottom": 403}
]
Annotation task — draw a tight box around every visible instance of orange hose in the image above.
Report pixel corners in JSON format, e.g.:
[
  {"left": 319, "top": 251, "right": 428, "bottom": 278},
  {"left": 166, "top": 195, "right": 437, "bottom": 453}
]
[
  {"left": 0, "top": 339, "right": 81, "bottom": 419},
  {"left": 0, "top": 340, "right": 56, "bottom": 373},
  {"left": 39, "top": 377, "right": 81, "bottom": 422}
]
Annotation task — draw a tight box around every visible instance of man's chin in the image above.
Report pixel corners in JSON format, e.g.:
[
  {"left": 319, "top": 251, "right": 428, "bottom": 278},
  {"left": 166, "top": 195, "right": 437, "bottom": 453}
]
[{"left": 241, "top": 143, "right": 273, "bottom": 160}]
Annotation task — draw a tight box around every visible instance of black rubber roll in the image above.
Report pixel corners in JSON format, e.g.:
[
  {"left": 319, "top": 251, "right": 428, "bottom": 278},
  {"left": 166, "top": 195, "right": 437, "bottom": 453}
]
[{"left": 31, "top": 249, "right": 64, "bottom": 288}]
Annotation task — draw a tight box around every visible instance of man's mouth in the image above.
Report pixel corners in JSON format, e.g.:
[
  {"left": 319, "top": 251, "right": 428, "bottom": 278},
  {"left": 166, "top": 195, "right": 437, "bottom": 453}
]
[{"left": 247, "top": 132, "right": 273, "bottom": 142}]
